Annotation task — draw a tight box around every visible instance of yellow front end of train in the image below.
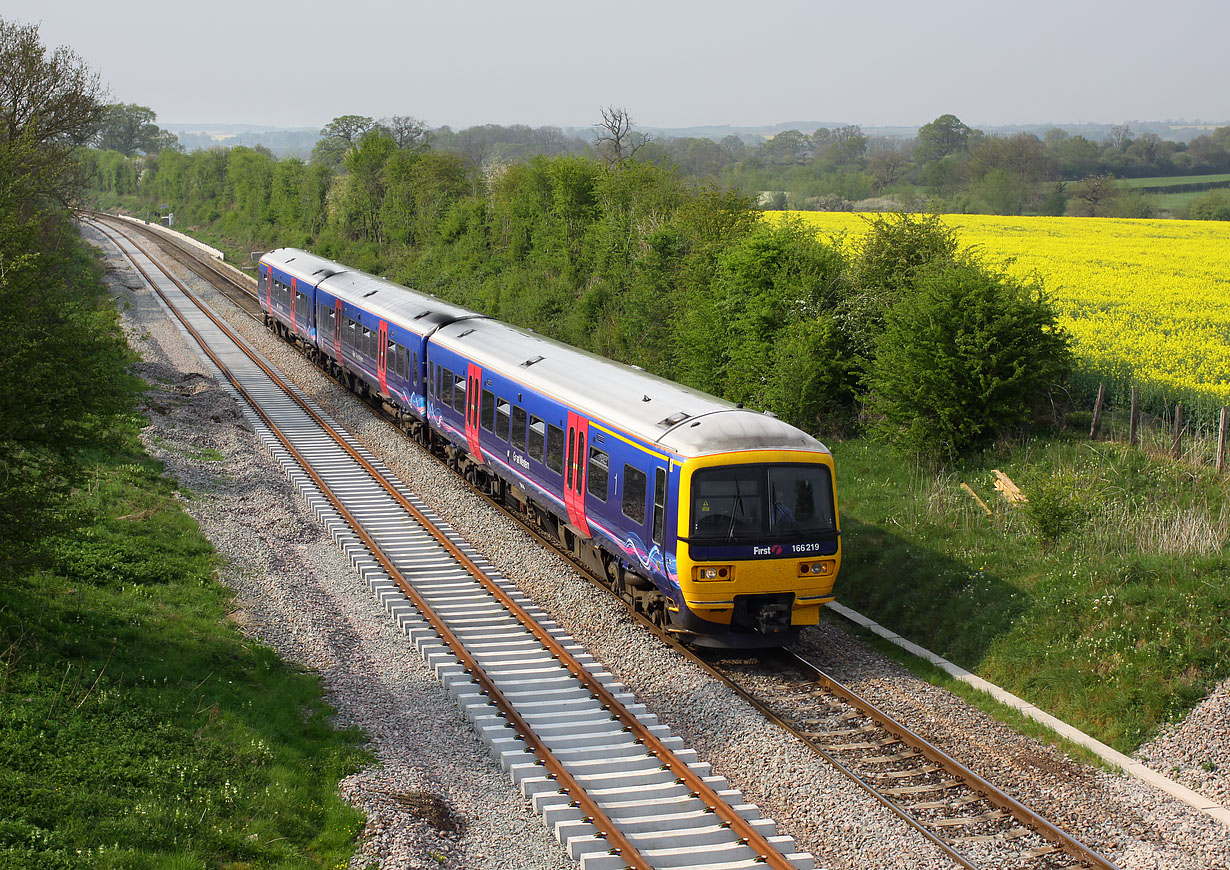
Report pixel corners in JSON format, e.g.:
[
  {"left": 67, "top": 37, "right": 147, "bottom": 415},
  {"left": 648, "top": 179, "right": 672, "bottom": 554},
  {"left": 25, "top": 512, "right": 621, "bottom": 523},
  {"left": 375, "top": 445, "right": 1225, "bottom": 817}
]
[{"left": 671, "top": 449, "right": 841, "bottom": 641}]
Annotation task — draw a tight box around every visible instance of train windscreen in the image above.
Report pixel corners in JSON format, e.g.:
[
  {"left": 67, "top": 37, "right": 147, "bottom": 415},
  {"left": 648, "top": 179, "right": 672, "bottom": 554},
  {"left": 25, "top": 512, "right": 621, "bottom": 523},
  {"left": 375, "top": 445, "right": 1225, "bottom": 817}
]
[{"left": 689, "top": 463, "right": 835, "bottom": 541}]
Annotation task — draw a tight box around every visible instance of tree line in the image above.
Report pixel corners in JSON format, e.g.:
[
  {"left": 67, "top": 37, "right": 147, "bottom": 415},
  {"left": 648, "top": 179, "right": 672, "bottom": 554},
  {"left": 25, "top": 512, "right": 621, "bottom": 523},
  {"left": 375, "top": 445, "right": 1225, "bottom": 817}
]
[{"left": 88, "top": 110, "right": 1073, "bottom": 460}]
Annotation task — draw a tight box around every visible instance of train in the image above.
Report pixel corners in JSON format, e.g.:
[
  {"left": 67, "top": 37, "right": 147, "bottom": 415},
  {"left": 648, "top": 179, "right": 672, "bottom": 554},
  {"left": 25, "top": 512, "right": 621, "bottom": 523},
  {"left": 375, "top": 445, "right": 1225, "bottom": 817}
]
[{"left": 258, "top": 248, "right": 841, "bottom": 648}]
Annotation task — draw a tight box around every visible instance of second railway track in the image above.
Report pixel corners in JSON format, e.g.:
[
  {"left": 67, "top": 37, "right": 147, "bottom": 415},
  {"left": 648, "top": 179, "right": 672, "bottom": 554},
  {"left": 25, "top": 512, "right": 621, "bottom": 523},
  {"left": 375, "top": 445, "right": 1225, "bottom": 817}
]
[
  {"left": 86, "top": 216, "right": 817, "bottom": 870},
  {"left": 92, "top": 213, "right": 1122, "bottom": 870}
]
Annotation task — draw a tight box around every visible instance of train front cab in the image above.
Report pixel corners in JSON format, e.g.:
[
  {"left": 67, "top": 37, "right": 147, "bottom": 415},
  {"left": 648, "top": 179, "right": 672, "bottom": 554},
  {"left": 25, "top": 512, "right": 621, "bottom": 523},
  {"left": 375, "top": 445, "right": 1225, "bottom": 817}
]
[{"left": 669, "top": 449, "right": 840, "bottom": 648}]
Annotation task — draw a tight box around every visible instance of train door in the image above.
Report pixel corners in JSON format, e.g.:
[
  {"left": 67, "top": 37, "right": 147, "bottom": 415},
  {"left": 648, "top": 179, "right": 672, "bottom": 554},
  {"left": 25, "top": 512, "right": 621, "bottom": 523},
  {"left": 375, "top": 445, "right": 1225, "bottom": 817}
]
[
  {"left": 263, "top": 265, "right": 272, "bottom": 312},
  {"left": 377, "top": 321, "right": 388, "bottom": 395},
  {"left": 465, "top": 362, "right": 484, "bottom": 462},
  {"left": 290, "top": 277, "right": 299, "bottom": 333},
  {"left": 564, "top": 412, "right": 591, "bottom": 536}
]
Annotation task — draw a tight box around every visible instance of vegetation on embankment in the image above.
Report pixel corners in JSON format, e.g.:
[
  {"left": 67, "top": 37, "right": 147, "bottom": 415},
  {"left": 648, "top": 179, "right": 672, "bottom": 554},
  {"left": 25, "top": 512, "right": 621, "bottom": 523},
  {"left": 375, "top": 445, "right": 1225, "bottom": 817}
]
[
  {"left": 836, "top": 435, "right": 1230, "bottom": 753},
  {"left": 0, "top": 407, "right": 369, "bottom": 868},
  {"left": 2, "top": 18, "right": 368, "bottom": 866},
  {"left": 85, "top": 116, "right": 1230, "bottom": 755}
]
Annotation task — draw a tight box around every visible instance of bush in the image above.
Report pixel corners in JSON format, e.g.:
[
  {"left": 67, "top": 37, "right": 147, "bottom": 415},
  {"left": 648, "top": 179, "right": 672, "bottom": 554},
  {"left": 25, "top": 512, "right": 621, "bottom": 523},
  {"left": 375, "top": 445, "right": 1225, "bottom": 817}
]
[
  {"left": 1188, "top": 189, "right": 1230, "bottom": 221},
  {"left": 1021, "top": 471, "right": 1092, "bottom": 542},
  {"left": 865, "top": 259, "right": 1072, "bottom": 459}
]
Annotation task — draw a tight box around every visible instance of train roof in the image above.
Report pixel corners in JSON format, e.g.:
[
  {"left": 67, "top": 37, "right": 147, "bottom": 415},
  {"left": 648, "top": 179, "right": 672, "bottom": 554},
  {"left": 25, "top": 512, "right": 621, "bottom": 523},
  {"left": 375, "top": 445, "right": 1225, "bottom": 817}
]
[
  {"left": 431, "top": 319, "right": 829, "bottom": 459},
  {"left": 260, "top": 248, "right": 349, "bottom": 285},
  {"left": 319, "top": 270, "right": 483, "bottom": 337}
]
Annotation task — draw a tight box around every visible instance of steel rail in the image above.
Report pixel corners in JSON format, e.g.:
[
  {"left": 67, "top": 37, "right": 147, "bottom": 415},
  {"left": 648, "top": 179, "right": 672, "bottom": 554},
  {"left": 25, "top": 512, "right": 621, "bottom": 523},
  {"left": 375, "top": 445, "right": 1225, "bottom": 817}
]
[
  {"left": 96, "top": 212, "right": 1117, "bottom": 869},
  {"left": 89, "top": 217, "right": 804, "bottom": 870}
]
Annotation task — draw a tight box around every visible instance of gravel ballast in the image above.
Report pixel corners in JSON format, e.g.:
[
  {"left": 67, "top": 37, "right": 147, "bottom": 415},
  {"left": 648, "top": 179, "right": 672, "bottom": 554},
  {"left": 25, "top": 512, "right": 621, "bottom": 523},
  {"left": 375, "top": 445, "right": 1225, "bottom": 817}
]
[{"left": 92, "top": 223, "right": 1230, "bottom": 870}]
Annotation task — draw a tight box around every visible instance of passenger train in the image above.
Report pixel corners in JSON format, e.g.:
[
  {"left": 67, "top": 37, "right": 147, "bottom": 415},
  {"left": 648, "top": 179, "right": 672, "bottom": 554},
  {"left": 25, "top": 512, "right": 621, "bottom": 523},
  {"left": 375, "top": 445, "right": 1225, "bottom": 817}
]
[{"left": 259, "top": 248, "right": 841, "bottom": 648}]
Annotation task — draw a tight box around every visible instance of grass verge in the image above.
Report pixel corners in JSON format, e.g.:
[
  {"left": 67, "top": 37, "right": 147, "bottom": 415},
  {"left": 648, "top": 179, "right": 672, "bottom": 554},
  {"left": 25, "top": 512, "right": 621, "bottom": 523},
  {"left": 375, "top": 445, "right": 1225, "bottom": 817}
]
[
  {"left": 831, "top": 432, "right": 1230, "bottom": 755},
  {"left": 0, "top": 411, "right": 369, "bottom": 868}
]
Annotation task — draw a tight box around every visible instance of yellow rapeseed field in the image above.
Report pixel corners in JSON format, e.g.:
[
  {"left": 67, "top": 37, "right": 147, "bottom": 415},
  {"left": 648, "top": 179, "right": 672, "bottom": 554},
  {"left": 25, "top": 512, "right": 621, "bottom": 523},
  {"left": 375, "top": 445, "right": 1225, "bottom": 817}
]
[{"left": 784, "top": 212, "right": 1230, "bottom": 415}]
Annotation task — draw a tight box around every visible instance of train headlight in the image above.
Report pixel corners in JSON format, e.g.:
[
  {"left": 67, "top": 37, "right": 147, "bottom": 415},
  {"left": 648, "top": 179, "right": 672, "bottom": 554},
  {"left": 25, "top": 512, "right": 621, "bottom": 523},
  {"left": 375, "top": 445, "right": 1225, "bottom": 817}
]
[
  {"left": 694, "top": 565, "right": 732, "bottom": 581},
  {"left": 799, "top": 560, "right": 834, "bottom": 576}
]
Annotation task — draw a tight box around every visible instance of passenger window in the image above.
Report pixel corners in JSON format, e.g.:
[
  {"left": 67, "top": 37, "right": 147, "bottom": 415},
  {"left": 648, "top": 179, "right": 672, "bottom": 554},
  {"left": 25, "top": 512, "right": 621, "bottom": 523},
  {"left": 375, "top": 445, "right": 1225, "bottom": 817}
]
[
  {"left": 441, "top": 367, "right": 453, "bottom": 406},
  {"left": 652, "top": 468, "right": 666, "bottom": 546},
  {"left": 623, "top": 465, "right": 647, "bottom": 523},
  {"left": 512, "top": 406, "right": 527, "bottom": 451},
  {"left": 452, "top": 373, "right": 466, "bottom": 413},
  {"left": 587, "top": 447, "right": 608, "bottom": 501},
  {"left": 481, "top": 390, "right": 495, "bottom": 432},
  {"left": 529, "top": 415, "right": 546, "bottom": 461},
  {"left": 413, "top": 351, "right": 419, "bottom": 384},
  {"left": 496, "top": 398, "right": 511, "bottom": 440},
  {"left": 546, "top": 424, "right": 564, "bottom": 475}
]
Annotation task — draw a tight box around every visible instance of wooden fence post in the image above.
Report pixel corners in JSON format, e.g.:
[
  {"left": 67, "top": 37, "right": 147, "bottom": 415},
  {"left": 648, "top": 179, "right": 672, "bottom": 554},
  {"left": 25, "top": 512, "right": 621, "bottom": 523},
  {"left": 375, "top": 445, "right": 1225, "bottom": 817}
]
[
  {"left": 1129, "top": 387, "right": 1139, "bottom": 447},
  {"left": 1218, "top": 407, "right": 1229, "bottom": 473},
  {"left": 1090, "top": 383, "right": 1105, "bottom": 439},
  {"left": 1172, "top": 402, "right": 1184, "bottom": 460}
]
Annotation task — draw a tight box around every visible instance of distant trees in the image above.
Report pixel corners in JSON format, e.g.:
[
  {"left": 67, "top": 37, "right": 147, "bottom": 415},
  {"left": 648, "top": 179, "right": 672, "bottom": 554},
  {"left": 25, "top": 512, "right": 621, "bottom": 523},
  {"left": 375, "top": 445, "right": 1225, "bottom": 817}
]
[{"left": 94, "top": 103, "right": 178, "bottom": 156}]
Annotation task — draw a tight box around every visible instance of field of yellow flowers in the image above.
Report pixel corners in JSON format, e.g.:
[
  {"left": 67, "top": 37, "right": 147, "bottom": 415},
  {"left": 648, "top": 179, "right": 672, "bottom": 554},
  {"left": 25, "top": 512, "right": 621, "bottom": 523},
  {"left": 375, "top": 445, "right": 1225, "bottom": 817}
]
[{"left": 786, "top": 212, "right": 1230, "bottom": 416}]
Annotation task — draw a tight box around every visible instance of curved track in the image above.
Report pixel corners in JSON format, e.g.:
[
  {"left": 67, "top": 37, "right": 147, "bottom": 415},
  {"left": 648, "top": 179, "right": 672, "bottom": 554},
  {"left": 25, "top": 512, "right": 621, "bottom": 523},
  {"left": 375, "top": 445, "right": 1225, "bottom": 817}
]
[
  {"left": 91, "top": 214, "right": 1120, "bottom": 870},
  {"left": 86, "top": 216, "right": 814, "bottom": 870}
]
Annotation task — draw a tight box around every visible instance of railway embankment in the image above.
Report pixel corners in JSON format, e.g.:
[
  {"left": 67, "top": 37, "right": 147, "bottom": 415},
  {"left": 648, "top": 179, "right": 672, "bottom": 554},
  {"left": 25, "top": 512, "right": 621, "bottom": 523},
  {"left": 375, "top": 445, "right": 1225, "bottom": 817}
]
[{"left": 106, "top": 217, "right": 1230, "bottom": 868}]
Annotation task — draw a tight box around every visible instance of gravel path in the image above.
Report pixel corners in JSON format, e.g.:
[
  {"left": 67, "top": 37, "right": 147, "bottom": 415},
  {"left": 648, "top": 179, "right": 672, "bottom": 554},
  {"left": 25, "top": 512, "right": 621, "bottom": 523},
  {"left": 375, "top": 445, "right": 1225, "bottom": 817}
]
[{"left": 92, "top": 223, "right": 1230, "bottom": 870}]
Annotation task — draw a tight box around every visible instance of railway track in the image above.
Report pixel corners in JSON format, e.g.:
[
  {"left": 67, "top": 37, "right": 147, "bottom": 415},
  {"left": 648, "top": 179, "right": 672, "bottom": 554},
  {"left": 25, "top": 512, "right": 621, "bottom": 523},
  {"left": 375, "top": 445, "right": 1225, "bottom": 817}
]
[
  {"left": 90, "top": 214, "right": 1121, "bottom": 870},
  {"left": 85, "top": 215, "right": 815, "bottom": 870}
]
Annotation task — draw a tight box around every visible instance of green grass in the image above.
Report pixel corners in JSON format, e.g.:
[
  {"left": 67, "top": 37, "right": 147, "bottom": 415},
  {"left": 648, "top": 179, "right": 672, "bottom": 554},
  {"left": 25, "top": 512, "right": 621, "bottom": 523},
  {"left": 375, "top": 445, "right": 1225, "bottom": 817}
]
[
  {"left": 1148, "top": 190, "right": 1211, "bottom": 212},
  {"left": 0, "top": 417, "right": 369, "bottom": 869},
  {"left": 1116, "top": 172, "right": 1230, "bottom": 189},
  {"left": 832, "top": 430, "right": 1230, "bottom": 754}
]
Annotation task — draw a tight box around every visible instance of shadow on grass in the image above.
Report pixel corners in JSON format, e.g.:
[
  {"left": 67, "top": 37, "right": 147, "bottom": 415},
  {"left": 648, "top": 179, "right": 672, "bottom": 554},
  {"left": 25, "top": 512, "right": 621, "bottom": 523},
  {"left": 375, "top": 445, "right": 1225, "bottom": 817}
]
[{"left": 835, "top": 515, "right": 1030, "bottom": 671}]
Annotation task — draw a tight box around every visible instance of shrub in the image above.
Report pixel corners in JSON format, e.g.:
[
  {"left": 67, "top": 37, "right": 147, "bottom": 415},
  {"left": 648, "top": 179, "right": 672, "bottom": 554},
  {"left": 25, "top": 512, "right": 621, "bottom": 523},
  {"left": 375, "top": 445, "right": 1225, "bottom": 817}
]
[
  {"left": 1021, "top": 471, "right": 1092, "bottom": 542},
  {"left": 865, "top": 259, "right": 1072, "bottom": 459}
]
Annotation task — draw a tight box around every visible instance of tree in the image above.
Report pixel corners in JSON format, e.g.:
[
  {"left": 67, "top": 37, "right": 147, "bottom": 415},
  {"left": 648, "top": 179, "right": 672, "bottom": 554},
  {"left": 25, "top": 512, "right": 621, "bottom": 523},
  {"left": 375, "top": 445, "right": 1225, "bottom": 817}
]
[
  {"left": 1068, "top": 174, "right": 1117, "bottom": 217},
  {"left": 0, "top": 19, "right": 136, "bottom": 563},
  {"left": 311, "top": 114, "right": 380, "bottom": 167},
  {"left": 94, "top": 103, "right": 177, "bottom": 156},
  {"left": 384, "top": 115, "right": 429, "bottom": 150},
  {"left": 841, "top": 212, "right": 960, "bottom": 359},
  {"left": 915, "top": 114, "right": 973, "bottom": 164},
  {"left": 593, "top": 106, "right": 651, "bottom": 167},
  {"left": 0, "top": 17, "right": 107, "bottom": 207},
  {"left": 865, "top": 260, "right": 1071, "bottom": 458}
]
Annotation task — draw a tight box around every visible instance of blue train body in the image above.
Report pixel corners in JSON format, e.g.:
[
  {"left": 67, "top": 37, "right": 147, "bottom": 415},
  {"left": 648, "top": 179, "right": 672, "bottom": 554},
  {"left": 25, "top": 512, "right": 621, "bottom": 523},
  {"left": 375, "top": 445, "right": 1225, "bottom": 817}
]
[{"left": 258, "top": 248, "right": 841, "bottom": 648}]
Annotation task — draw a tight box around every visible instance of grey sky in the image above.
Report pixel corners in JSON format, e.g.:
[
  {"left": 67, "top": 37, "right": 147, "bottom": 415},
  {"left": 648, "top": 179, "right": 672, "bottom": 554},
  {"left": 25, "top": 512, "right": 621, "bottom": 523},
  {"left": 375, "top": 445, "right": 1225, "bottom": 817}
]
[{"left": 12, "top": 0, "right": 1229, "bottom": 131}]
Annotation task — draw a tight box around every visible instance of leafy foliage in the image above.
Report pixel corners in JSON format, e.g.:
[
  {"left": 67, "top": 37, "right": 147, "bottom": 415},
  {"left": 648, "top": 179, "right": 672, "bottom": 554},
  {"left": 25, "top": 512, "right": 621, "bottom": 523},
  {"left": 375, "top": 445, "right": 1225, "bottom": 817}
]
[{"left": 865, "top": 259, "right": 1071, "bottom": 458}]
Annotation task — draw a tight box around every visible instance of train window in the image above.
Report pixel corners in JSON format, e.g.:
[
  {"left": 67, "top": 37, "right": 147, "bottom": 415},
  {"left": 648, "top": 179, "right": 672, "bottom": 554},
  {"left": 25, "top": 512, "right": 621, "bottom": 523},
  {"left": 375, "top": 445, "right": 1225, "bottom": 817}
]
[
  {"left": 481, "top": 390, "right": 495, "bottom": 432},
  {"left": 565, "top": 429, "right": 575, "bottom": 487},
  {"left": 529, "top": 415, "right": 546, "bottom": 461},
  {"left": 651, "top": 468, "right": 666, "bottom": 547},
  {"left": 413, "top": 352, "right": 419, "bottom": 385},
  {"left": 495, "top": 398, "right": 510, "bottom": 440},
  {"left": 546, "top": 424, "right": 564, "bottom": 475},
  {"left": 452, "top": 373, "right": 466, "bottom": 413},
  {"left": 512, "top": 406, "right": 527, "bottom": 452},
  {"left": 623, "top": 465, "right": 647, "bottom": 523},
  {"left": 587, "top": 447, "right": 608, "bottom": 501},
  {"left": 441, "top": 367, "right": 453, "bottom": 406}
]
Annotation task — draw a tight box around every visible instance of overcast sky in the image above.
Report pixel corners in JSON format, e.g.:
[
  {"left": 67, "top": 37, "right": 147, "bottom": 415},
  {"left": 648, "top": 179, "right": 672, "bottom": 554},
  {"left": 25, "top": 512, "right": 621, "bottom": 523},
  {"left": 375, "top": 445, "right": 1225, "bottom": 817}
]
[{"left": 11, "top": 0, "right": 1229, "bottom": 131}]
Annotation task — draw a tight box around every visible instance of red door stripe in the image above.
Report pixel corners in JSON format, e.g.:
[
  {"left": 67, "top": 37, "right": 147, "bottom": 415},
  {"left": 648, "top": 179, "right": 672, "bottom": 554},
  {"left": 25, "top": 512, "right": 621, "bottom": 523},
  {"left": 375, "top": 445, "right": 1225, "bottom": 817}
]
[
  {"left": 465, "top": 363, "right": 484, "bottom": 463},
  {"left": 564, "top": 411, "right": 591, "bottom": 536}
]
